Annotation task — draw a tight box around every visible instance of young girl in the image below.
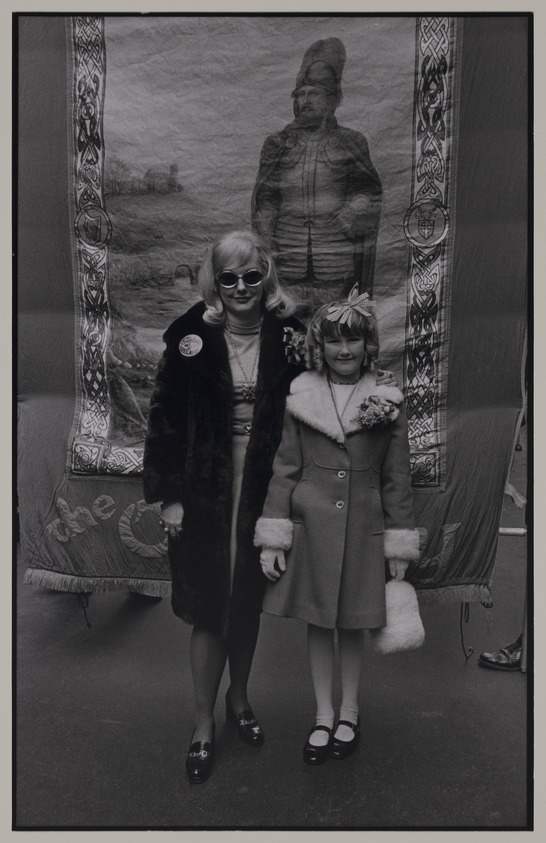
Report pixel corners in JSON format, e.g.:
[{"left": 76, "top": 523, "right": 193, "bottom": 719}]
[{"left": 254, "top": 287, "right": 420, "bottom": 764}]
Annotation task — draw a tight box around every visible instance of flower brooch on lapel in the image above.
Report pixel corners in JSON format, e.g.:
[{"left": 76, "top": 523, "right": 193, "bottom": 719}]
[
  {"left": 282, "top": 327, "right": 307, "bottom": 365},
  {"left": 352, "top": 394, "right": 401, "bottom": 430}
]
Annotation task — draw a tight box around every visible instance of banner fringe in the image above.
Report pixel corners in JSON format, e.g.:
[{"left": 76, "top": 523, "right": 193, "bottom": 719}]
[
  {"left": 25, "top": 567, "right": 491, "bottom": 606},
  {"left": 23, "top": 567, "right": 171, "bottom": 598},
  {"left": 416, "top": 584, "right": 491, "bottom": 605}
]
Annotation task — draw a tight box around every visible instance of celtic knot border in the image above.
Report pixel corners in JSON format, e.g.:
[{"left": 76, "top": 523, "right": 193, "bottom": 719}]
[
  {"left": 404, "top": 17, "right": 458, "bottom": 488},
  {"left": 68, "top": 16, "right": 143, "bottom": 475}
]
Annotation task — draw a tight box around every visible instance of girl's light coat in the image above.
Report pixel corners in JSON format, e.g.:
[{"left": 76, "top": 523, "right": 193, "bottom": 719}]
[{"left": 254, "top": 370, "right": 419, "bottom": 629}]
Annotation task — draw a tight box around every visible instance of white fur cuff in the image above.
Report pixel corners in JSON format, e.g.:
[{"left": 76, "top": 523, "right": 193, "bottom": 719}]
[
  {"left": 384, "top": 528, "right": 420, "bottom": 561},
  {"left": 254, "top": 517, "right": 294, "bottom": 550}
]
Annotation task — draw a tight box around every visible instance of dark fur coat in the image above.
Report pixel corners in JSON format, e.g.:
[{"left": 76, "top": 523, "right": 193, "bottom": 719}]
[{"left": 143, "top": 301, "right": 304, "bottom": 635}]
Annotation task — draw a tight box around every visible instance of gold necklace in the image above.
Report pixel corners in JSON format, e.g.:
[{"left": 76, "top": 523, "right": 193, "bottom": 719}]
[{"left": 226, "top": 326, "right": 261, "bottom": 401}]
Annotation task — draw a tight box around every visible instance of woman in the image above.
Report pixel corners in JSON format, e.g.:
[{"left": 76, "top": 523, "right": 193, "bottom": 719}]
[
  {"left": 143, "top": 230, "right": 306, "bottom": 783},
  {"left": 254, "top": 289, "right": 419, "bottom": 764}
]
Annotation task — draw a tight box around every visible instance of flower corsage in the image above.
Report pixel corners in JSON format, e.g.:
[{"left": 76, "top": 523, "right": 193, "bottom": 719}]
[
  {"left": 352, "top": 394, "right": 401, "bottom": 430},
  {"left": 282, "top": 327, "right": 307, "bottom": 366}
]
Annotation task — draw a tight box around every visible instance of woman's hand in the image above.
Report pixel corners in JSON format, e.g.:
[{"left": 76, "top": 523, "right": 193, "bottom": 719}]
[
  {"left": 388, "top": 558, "right": 409, "bottom": 581},
  {"left": 160, "top": 502, "right": 184, "bottom": 538},
  {"left": 376, "top": 368, "right": 397, "bottom": 387},
  {"left": 259, "top": 548, "right": 286, "bottom": 582}
]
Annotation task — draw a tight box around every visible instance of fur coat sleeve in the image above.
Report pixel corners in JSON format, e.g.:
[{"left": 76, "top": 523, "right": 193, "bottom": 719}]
[{"left": 142, "top": 332, "right": 189, "bottom": 506}]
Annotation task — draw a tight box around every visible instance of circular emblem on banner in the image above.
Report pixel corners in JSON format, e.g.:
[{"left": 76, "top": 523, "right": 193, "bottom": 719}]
[
  {"left": 403, "top": 199, "right": 449, "bottom": 248},
  {"left": 118, "top": 500, "right": 168, "bottom": 559},
  {"left": 179, "top": 334, "right": 203, "bottom": 357},
  {"left": 74, "top": 206, "right": 112, "bottom": 247}
]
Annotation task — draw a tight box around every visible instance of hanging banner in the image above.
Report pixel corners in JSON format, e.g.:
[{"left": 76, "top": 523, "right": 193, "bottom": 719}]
[
  {"left": 20, "top": 15, "right": 527, "bottom": 604},
  {"left": 68, "top": 15, "right": 458, "bottom": 485}
]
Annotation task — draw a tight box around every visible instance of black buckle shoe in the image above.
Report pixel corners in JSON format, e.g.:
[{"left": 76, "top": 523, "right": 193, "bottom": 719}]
[
  {"left": 478, "top": 636, "right": 522, "bottom": 671},
  {"left": 225, "top": 691, "right": 264, "bottom": 746},
  {"left": 303, "top": 725, "right": 332, "bottom": 765},
  {"left": 329, "top": 718, "right": 360, "bottom": 760},
  {"left": 185, "top": 728, "right": 215, "bottom": 784}
]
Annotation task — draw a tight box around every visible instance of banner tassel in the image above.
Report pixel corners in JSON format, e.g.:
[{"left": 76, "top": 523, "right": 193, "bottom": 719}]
[
  {"left": 77, "top": 593, "right": 92, "bottom": 629},
  {"left": 459, "top": 602, "right": 474, "bottom": 661}
]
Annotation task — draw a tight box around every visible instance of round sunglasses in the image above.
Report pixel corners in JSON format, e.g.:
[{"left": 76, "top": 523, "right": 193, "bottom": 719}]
[{"left": 216, "top": 269, "right": 264, "bottom": 289}]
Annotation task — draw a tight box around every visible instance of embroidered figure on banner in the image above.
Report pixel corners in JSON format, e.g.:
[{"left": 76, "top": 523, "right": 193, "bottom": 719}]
[
  {"left": 251, "top": 37, "right": 383, "bottom": 320},
  {"left": 67, "top": 16, "right": 458, "bottom": 481},
  {"left": 403, "top": 16, "right": 458, "bottom": 488}
]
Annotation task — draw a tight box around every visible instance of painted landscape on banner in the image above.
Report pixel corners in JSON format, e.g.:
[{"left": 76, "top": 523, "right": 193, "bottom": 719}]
[{"left": 98, "top": 16, "right": 417, "bottom": 448}]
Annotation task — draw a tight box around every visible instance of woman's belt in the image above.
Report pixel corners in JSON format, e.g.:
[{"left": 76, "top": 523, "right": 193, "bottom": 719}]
[{"left": 232, "top": 422, "right": 252, "bottom": 436}]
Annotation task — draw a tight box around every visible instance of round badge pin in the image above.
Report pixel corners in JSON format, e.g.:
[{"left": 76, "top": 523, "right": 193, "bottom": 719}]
[{"left": 179, "top": 334, "right": 203, "bottom": 357}]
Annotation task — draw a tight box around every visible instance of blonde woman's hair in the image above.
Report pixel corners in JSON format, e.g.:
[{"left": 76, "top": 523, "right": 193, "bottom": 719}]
[
  {"left": 198, "top": 230, "right": 295, "bottom": 325},
  {"left": 305, "top": 299, "right": 380, "bottom": 373}
]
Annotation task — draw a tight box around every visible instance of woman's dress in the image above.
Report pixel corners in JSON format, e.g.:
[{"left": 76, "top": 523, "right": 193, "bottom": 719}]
[{"left": 225, "top": 324, "right": 261, "bottom": 587}]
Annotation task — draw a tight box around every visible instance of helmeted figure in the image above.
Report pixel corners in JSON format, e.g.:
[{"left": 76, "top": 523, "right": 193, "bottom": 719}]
[{"left": 252, "top": 37, "right": 382, "bottom": 318}]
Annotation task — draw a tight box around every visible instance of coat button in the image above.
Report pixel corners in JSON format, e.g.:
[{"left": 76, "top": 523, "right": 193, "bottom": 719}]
[
  {"left": 337, "top": 470, "right": 346, "bottom": 478},
  {"left": 335, "top": 500, "right": 344, "bottom": 509}
]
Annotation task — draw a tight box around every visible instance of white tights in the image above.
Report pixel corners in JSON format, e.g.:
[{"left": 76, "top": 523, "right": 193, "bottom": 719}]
[{"left": 307, "top": 624, "right": 364, "bottom": 746}]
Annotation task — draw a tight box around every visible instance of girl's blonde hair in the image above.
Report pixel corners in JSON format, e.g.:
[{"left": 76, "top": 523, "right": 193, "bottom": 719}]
[
  {"left": 198, "top": 230, "right": 295, "bottom": 325},
  {"left": 305, "top": 298, "right": 380, "bottom": 373}
]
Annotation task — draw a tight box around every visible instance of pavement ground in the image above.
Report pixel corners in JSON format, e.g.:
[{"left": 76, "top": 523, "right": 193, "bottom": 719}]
[{"left": 14, "top": 444, "right": 529, "bottom": 830}]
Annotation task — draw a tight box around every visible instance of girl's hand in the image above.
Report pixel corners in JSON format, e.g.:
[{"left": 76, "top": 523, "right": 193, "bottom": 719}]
[
  {"left": 388, "top": 558, "right": 409, "bottom": 581},
  {"left": 259, "top": 548, "right": 286, "bottom": 582},
  {"left": 160, "top": 502, "right": 184, "bottom": 538}
]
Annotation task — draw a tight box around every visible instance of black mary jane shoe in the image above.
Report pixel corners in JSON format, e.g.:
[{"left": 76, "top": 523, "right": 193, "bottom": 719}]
[
  {"left": 329, "top": 718, "right": 360, "bottom": 760},
  {"left": 303, "top": 725, "right": 333, "bottom": 765},
  {"left": 225, "top": 691, "right": 264, "bottom": 747},
  {"left": 185, "top": 727, "right": 215, "bottom": 784}
]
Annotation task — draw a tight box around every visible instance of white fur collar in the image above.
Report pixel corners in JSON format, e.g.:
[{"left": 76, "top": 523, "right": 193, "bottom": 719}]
[{"left": 286, "top": 370, "right": 403, "bottom": 443}]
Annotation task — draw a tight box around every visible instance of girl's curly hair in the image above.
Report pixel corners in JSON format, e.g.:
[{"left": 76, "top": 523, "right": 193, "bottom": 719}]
[{"left": 305, "top": 299, "right": 380, "bottom": 373}]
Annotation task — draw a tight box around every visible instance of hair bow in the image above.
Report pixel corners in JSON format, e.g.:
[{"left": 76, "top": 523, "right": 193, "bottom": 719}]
[{"left": 325, "top": 285, "right": 375, "bottom": 324}]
